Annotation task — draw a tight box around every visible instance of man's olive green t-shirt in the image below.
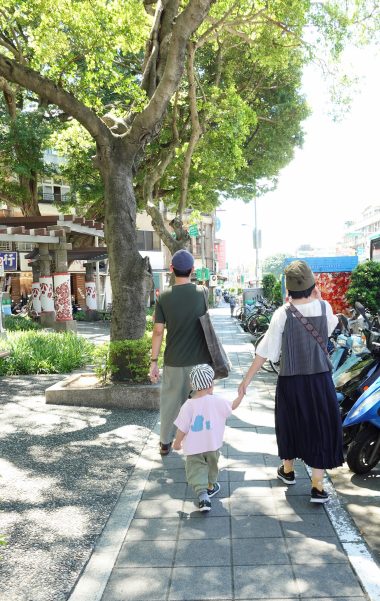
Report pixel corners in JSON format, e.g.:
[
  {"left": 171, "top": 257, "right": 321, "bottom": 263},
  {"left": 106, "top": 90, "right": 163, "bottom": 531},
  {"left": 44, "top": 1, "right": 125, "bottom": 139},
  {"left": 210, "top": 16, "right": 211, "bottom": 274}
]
[{"left": 154, "top": 283, "right": 211, "bottom": 367}]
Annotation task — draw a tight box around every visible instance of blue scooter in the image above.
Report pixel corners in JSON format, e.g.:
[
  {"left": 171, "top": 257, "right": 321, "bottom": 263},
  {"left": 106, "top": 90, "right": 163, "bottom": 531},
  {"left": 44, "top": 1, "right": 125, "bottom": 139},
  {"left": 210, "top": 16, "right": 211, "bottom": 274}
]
[{"left": 343, "top": 375, "right": 380, "bottom": 474}]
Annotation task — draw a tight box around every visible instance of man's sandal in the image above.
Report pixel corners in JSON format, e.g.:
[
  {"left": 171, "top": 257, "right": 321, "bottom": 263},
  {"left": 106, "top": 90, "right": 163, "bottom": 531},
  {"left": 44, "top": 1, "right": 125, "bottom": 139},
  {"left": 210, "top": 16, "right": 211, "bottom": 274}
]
[{"left": 159, "top": 442, "right": 172, "bottom": 456}]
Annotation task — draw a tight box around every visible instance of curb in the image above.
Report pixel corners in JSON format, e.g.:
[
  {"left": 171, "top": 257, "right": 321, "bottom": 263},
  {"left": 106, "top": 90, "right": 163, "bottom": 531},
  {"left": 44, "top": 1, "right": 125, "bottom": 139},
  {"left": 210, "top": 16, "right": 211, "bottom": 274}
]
[{"left": 306, "top": 465, "right": 380, "bottom": 601}]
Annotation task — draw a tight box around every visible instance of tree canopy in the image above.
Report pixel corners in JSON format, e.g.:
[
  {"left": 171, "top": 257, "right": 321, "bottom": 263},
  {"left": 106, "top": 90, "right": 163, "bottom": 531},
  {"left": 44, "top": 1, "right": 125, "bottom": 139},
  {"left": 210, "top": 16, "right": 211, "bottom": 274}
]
[
  {"left": 261, "top": 253, "right": 288, "bottom": 279},
  {"left": 1, "top": 0, "right": 379, "bottom": 344}
]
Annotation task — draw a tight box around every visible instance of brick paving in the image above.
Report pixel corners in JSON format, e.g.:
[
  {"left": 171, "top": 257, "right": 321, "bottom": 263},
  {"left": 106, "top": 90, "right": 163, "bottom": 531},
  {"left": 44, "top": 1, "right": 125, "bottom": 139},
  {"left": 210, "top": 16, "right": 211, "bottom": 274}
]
[{"left": 71, "top": 308, "right": 371, "bottom": 601}]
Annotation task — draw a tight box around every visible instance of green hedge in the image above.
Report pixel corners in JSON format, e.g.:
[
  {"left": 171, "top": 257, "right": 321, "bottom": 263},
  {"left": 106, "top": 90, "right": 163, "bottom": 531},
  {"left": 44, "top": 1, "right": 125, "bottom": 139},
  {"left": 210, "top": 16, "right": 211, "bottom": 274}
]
[
  {"left": 0, "top": 331, "right": 94, "bottom": 375},
  {"left": 346, "top": 261, "right": 380, "bottom": 313},
  {"left": 3, "top": 315, "right": 42, "bottom": 331},
  {"left": 93, "top": 332, "right": 155, "bottom": 384}
]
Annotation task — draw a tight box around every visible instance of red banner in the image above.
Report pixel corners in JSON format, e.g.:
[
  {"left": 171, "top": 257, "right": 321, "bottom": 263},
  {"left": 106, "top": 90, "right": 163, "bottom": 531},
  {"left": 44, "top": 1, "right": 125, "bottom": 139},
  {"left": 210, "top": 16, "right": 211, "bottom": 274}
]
[{"left": 314, "top": 272, "right": 351, "bottom": 314}]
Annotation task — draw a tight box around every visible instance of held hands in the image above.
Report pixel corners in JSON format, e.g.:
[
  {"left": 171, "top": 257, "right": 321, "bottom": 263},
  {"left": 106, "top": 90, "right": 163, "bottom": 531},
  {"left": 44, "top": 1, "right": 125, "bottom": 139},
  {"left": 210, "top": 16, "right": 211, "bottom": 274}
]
[
  {"left": 232, "top": 389, "right": 245, "bottom": 410},
  {"left": 238, "top": 379, "right": 248, "bottom": 397}
]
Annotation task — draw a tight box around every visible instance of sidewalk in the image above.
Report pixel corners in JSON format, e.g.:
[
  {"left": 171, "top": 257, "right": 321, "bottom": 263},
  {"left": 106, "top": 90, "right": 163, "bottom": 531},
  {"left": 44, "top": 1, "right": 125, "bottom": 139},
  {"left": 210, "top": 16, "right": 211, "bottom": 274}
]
[{"left": 68, "top": 308, "right": 380, "bottom": 601}]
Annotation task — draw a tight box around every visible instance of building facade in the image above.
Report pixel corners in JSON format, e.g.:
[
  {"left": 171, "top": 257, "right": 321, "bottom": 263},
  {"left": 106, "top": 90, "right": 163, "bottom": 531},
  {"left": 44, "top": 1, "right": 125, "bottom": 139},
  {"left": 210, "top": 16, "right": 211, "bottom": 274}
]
[{"left": 339, "top": 204, "right": 380, "bottom": 261}]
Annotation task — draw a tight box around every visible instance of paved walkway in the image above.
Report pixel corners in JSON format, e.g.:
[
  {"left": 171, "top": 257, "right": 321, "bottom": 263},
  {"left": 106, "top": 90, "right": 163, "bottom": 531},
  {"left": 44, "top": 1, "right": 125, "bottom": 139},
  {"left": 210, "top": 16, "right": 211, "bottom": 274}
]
[{"left": 68, "top": 308, "right": 380, "bottom": 601}]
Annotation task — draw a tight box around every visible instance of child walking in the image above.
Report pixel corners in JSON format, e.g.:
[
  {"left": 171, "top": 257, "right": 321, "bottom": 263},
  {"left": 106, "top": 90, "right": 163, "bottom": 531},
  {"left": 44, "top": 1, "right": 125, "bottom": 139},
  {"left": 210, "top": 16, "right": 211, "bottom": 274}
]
[{"left": 173, "top": 364, "right": 244, "bottom": 512}]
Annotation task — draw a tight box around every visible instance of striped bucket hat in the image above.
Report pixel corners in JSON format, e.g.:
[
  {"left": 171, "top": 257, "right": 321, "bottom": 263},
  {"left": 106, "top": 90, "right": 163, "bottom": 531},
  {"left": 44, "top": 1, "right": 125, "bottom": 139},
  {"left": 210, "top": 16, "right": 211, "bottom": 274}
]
[{"left": 189, "top": 364, "right": 215, "bottom": 391}]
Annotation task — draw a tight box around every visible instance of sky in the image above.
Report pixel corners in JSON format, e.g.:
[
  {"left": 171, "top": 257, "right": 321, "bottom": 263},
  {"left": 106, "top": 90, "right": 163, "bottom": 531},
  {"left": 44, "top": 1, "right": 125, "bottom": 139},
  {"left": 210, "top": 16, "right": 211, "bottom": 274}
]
[{"left": 219, "top": 44, "right": 380, "bottom": 269}]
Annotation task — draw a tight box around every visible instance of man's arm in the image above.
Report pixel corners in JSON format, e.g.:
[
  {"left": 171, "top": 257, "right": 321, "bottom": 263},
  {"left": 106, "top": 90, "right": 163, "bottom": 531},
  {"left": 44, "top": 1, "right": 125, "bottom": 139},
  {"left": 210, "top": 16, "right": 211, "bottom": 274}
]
[{"left": 149, "top": 322, "right": 165, "bottom": 382}]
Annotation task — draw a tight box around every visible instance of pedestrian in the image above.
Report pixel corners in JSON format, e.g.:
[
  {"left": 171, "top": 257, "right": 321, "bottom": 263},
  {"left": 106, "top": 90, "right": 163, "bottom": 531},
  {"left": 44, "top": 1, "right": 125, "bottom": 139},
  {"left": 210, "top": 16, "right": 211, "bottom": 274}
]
[
  {"left": 172, "top": 364, "right": 244, "bottom": 512},
  {"left": 229, "top": 293, "right": 236, "bottom": 317},
  {"left": 149, "top": 249, "right": 212, "bottom": 456},
  {"left": 238, "top": 260, "right": 344, "bottom": 504}
]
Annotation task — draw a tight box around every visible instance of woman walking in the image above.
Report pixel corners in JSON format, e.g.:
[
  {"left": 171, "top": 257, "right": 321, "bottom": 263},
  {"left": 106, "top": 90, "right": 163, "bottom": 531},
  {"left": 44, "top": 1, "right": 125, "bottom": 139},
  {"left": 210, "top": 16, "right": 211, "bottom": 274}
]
[{"left": 238, "top": 260, "right": 344, "bottom": 503}]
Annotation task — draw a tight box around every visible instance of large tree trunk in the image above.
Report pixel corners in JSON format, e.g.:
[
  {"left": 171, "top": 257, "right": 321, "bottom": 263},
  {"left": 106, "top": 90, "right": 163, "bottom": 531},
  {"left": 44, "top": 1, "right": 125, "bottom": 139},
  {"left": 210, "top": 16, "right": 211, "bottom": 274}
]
[
  {"left": 19, "top": 173, "right": 41, "bottom": 216},
  {"left": 102, "top": 143, "right": 153, "bottom": 342}
]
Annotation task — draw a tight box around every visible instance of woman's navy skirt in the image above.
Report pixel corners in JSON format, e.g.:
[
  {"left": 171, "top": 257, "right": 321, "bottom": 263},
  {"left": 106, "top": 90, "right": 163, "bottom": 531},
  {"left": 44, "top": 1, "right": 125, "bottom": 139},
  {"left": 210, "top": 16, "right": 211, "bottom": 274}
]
[{"left": 275, "top": 371, "right": 344, "bottom": 469}]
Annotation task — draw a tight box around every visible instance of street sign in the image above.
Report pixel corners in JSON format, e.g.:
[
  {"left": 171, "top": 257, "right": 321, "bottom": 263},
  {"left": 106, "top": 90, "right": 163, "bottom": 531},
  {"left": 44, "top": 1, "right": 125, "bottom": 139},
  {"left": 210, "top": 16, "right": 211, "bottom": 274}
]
[
  {"left": 0, "top": 252, "right": 17, "bottom": 271},
  {"left": 215, "top": 217, "right": 221, "bottom": 232},
  {"left": 196, "top": 267, "right": 210, "bottom": 281},
  {"left": 284, "top": 256, "right": 358, "bottom": 273},
  {"left": 188, "top": 224, "right": 199, "bottom": 237}
]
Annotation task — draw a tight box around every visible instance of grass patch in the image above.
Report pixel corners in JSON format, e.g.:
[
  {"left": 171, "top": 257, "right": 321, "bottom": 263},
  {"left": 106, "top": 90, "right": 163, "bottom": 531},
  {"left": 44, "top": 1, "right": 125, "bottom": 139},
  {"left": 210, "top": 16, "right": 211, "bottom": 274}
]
[
  {"left": 3, "top": 315, "right": 42, "bottom": 331},
  {"left": 0, "top": 331, "right": 94, "bottom": 375}
]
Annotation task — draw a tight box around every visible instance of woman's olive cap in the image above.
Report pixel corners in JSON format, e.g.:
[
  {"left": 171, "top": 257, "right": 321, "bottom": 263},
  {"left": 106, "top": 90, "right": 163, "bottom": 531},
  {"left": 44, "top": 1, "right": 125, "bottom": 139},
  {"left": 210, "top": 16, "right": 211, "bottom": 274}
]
[{"left": 285, "top": 260, "right": 315, "bottom": 292}]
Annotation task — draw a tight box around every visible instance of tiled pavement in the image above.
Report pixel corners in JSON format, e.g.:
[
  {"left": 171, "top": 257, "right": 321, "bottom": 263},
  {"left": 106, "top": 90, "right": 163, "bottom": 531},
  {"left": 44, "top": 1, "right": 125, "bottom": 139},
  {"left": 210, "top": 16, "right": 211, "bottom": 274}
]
[{"left": 69, "top": 308, "right": 373, "bottom": 601}]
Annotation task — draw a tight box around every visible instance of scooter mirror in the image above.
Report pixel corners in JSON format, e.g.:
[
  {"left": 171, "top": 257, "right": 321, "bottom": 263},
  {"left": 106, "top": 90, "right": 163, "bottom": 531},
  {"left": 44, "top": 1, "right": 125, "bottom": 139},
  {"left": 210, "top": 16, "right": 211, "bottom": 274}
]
[
  {"left": 354, "top": 302, "right": 372, "bottom": 329},
  {"left": 354, "top": 302, "right": 365, "bottom": 315}
]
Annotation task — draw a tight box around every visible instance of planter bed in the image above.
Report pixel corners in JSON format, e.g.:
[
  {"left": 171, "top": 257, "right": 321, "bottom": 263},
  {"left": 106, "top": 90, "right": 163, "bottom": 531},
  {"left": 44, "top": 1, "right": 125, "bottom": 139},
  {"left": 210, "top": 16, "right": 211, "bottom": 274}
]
[{"left": 45, "top": 372, "right": 160, "bottom": 409}]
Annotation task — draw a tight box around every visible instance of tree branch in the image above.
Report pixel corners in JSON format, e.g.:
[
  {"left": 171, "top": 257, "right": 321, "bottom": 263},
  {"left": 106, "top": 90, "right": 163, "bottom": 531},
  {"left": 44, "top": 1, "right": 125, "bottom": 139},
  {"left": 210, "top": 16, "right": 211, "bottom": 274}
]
[
  {"left": 0, "top": 54, "right": 111, "bottom": 146},
  {"left": 178, "top": 41, "right": 202, "bottom": 218},
  {"left": 0, "top": 76, "right": 16, "bottom": 118},
  {"left": 127, "top": 0, "right": 213, "bottom": 156}
]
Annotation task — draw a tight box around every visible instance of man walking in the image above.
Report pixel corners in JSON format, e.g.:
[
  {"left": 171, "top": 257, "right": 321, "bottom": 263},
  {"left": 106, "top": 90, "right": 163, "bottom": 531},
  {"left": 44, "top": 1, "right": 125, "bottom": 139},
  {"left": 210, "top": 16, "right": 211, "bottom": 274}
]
[{"left": 149, "top": 249, "right": 211, "bottom": 455}]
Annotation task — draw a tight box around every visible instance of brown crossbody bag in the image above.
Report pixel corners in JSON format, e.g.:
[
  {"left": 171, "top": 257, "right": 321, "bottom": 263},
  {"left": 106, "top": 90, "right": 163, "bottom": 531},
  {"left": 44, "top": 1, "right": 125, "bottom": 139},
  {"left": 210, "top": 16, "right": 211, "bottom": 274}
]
[{"left": 287, "top": 302, "right": 330, "bottom": 357}]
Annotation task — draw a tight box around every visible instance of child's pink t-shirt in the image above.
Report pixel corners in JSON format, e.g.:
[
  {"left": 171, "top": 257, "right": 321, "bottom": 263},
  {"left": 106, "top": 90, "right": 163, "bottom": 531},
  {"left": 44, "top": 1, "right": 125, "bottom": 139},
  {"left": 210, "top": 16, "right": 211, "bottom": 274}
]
[{"left": 174, "top": 393, "right": 232, "bottom": 455}]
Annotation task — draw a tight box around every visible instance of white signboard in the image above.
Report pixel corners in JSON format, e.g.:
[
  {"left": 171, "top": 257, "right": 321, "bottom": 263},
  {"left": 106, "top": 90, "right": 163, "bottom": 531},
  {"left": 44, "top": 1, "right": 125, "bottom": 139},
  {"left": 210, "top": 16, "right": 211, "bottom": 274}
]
[{"left": 0, "top": 256, "right": 4, "bottom": 277}]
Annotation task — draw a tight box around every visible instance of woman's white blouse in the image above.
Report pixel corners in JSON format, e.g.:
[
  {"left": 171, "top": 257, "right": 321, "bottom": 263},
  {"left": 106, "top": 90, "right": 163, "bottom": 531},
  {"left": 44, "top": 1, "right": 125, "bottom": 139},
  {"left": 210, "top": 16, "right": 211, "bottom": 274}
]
[{"left": 256, "top": 299, "right": 338, "bottom": 363}]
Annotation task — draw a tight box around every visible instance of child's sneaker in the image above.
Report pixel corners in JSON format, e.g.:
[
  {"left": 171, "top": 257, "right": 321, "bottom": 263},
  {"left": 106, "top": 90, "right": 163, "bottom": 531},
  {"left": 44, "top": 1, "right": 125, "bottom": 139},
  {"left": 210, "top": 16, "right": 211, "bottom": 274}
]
[
  {"left": 207, "top": 482, "right": 221, "bottom": 498},
  {"left": 310, "top": 487, "right": 329, "bottom": 503},
  {"left": 198, "top": 499, "right": 211, "bottom": 512},
  {"left": 277, "top": 465, "right": 296, "bottom": 485}
]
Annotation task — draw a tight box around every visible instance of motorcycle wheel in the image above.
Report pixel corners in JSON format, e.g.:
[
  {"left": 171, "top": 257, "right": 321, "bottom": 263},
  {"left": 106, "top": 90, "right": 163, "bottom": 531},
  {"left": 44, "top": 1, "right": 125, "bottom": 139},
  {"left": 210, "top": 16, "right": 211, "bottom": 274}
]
[
  {"left": 346, "top": 427, "right": 380, "bottom": 474},
  {"left": 342, "top": 424, "right": 360, "bottom": 447}
]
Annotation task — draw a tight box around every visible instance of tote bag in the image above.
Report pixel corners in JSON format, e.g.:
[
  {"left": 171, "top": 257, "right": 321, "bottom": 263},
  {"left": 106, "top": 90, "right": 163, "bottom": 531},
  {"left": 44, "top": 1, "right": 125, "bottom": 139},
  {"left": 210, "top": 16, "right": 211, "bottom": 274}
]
[{"left": 199, "top": 288, "right": 231, "bottom": 379}]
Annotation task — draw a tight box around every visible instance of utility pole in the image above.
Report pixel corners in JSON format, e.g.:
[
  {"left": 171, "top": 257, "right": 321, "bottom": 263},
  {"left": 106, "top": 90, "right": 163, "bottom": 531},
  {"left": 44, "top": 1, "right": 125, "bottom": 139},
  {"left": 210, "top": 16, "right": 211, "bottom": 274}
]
[
  {"left": 253, "top": 197, "right": 259, "bottom": 287},
  {"left": 201, "top": 222, "right": 205, "bottom": 268}
]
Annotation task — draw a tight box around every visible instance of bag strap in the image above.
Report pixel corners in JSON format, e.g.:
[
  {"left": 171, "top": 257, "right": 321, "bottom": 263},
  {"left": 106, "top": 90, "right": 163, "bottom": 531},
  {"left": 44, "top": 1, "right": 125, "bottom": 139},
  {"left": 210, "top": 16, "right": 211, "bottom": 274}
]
[
  {"left": 287, "top": 302, "right": 329, "bottom": 356},
  {"left": 202, "top": 286, "right": 209, "bottom": 311}
]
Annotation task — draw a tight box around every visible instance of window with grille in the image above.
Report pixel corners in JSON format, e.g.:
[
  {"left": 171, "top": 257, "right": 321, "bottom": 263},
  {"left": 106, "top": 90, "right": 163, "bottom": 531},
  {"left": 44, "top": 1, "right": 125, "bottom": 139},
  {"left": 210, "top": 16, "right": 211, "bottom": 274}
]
[{"left": 137, "top": 231, "right": 161, "bottom": 251}]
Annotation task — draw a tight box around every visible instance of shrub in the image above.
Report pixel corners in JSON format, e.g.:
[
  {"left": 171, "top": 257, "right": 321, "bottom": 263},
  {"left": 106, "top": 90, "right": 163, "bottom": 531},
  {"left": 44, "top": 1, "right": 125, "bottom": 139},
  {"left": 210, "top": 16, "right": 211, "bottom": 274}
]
[
  {"left": 346, "top": 261, "right": 380, "bottom": 313},
  {"left": 145, "top": 314, "right": 154, "bottom": 332},
  {"left": 273, "top": 280, "right": 284, "bottom": 306},
  {"left": 0, "top": 331, "right": 94, "bottom": 375},
  {"left": 93, "top": 332, "right": 155, "bottom": 384},
  {"left": 3, "top": 315, "right": 41, "bottom": 331},
  {"left": 73, "top": 310, "right": 88, "bottom": 321},
  {"left": 262, "top": 273, "right": 277, "bottom": 301}
]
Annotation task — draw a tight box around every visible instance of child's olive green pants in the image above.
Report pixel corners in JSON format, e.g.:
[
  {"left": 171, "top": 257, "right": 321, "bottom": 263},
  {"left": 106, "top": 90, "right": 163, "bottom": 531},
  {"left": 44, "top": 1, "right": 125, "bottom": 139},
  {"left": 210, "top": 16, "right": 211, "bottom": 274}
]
[{"left": 185, "top": 450, "right": 220, "bottom": 496}]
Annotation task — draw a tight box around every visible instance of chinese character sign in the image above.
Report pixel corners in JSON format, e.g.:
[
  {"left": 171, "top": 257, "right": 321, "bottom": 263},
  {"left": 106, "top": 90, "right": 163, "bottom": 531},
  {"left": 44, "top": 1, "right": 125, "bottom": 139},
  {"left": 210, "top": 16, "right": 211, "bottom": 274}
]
[{"left": 0, "top": 252, "right": 17, "bottom": 271}]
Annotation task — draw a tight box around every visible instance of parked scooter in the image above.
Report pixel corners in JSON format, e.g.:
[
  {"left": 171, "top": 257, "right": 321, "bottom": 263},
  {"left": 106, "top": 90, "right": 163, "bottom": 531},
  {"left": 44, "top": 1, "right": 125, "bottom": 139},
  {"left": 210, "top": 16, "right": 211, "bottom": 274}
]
[
  {"left": 329, "top": 314, "right": 357, "bottom": 372},
  {"left": 343, "top": 375, "right": 380, "bottom": 474},
  {"left": 334, "top": 302, "right": 380, "bottom": 445}
]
